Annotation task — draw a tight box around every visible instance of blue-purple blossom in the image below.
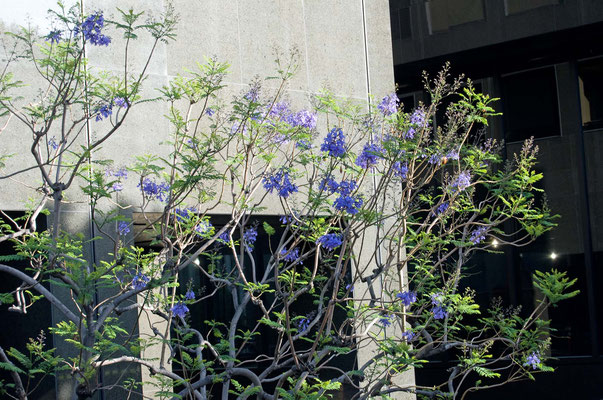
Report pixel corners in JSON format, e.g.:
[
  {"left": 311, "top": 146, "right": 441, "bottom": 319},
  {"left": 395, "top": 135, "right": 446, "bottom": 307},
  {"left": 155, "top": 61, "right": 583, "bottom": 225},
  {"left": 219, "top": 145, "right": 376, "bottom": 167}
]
[
  {"left": 279, "top": 215, "right": 293, "bottom": 224},
  {"left": 401, "top": 330, "right": 416, "bottom": 342},
  {"left": 195, "top": 220, "right": 213, "bottom": 236},
  {"left": 404, "top": 108, "right": 428, "bottom": 139},
  {"left": 218, "top": 231, "right": 231, "bottom": 243},
  {"left": 290, "top": 110, "right": 317, "bottom": 130},
  {"left": 95, "top": 104, "right": 112, "bottom": 121},
  {"left": 132, "top": 273, "right": 150, "bottom": 291},
  {"left": 431, "top": 292, "right": 448, "bottom": 319},
  {"left": 397, "top": 291, "right": 417, "bottom": 308},
  {"left": 185, "top": 289, "right": 195, "bottom": 301},
  {"left": 446, "top": 150, "right": 460, "bottom": 160},
  {"left": 393, "top": 161, "right": 408, "bottom": 179},
  {"left": 451, "top": 171, "right": 471, "bottom": 192},
  {"left": 334, "top": 193, "right": 363, "bottom": 215},
  {"left": 280, "top": 247, "right": 300, "bottom": 263},
  {"left": 470, "top": 226, "right": 488, "bottom": 244},
  {"left": 171, "top": 302, "right": 189, "bottom": 318},
  {"left": 296, "top": 139, "right": 312, "bottom": 150},
  {"left": 319, "top": 176, "right": 339, "bottom": 194},
  {"left": 410, "top": 108, "right": 427, "bottom": 127},
  {"left": 174, "top": 207, "right": 196, "bottom": 222},
  {"left": 48, "top": 136, "right": 59, "bottom": 150},
  {"left": 317, "top": 233, "right": 342, "bottom": 251},
  {"left": 75, "top": 12, "right": 111, "bottom": 46},
  {"left": 230, "top": 121, "right": 248, "bottom": 136},
  {"left": 244, "top": 87, "right": 260, "bottom": 102},
  {"left": 524, "top": 352, "right": 541, "bottom": 370},
  {"left": 206, "top": 108, "right": 215, "bottom": 116},
  {"left": 378, "top": 93, "right": 399, "bottom": 116},
  {"left": 243, "top": 227, "right": 258, "bottom": 251},
  {"left": 113, "top": 167, "right": 128, "bottom": 179},
  {"left": 332, "top": 179, "right": 363, "bottom": 214},
  {"left": 297, "top": 317, "right": 310, "bottom": 332},
  {"left": 428, "top": 153, "right": 442, "bottom": 165},
  {"left": 355, "top": 142, "right": 384, "bottom": 169},
  {"left": 432, "top": 306, "right": 448, "bottom": 320},
  {"left": 436, "top": 202, "right": 449, "bottom": 215},
  {"left": 112, "top": 182, "right": 123, "bottom": 192},
  {"left": 345, "top": 284, "right": 354, "bottom": 292},
  {"left": 46, "top": 29, "right": 62, "bottom": 44},
  {"left": 321, "top": 127, "right": 346, "bottom": 157},
  {"left": 114, "top": 97, "right": 128, "bottom": 109},
  {"left": 139, "top": 178, "right": 170, "bottom": 202},
  {"left": 118, "top": 221, "right": 130, "bottom": 235},
  {"left": 263, "top": 170, "right": 298, "bottom": 198},
  {"left": 379, "top": 314, "right": 393, "bottom": 327}
]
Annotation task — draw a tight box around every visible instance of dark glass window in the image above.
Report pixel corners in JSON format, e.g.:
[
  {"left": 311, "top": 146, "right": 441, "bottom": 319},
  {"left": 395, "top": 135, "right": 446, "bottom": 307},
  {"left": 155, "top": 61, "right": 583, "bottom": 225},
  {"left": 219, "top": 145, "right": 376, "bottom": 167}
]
[
  {"left": 578, "top": 58, "right": 603, "bottom": 130},
  {"left": 390, "top": 1, "right": 412, "bottom": 40},
  {"left": 501, "top": 67, "right": 561, "bottom": 142},
  {"left": 505, "top": 0, "right": 559, "bottom": 15},
  {"left": 426, "top": 0, "right": 485, "bottom": 33}
]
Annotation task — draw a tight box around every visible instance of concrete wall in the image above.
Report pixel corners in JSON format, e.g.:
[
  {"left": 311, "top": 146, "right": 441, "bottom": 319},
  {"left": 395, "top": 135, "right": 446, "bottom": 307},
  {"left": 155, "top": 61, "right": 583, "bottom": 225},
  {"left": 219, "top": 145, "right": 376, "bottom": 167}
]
[{"left": 0, "top": 1, "right": 398, "bottom": 399}]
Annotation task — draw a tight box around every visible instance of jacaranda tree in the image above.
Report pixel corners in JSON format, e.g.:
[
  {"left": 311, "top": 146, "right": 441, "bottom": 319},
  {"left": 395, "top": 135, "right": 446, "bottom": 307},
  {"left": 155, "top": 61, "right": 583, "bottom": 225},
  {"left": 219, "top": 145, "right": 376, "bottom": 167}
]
[{"left": 0, "top": 4, "right": 578, "bottom": 400}]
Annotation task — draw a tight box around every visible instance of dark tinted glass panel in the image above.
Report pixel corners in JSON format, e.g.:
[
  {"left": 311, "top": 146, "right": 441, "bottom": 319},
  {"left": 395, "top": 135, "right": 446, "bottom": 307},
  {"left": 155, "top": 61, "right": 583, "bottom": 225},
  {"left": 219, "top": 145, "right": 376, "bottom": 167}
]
[
  {"left": 505, "top": 0, "right": 559, "bottom": 15},
  {"left": 578, "top": 58, "right": 603, "bottom": 130},
  {"left": 390, "top": 1, "right": 412, "bottom": 40},
  {"left": 501, "top": 67, "right": 560, "bottom": 142}
]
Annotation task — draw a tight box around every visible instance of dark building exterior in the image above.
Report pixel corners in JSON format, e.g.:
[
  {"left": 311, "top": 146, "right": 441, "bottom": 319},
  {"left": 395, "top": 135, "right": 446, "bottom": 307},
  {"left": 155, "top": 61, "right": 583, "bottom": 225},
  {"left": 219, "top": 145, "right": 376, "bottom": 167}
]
[{"left": 390, "top": 1, "right": 603, "bottom": 398}]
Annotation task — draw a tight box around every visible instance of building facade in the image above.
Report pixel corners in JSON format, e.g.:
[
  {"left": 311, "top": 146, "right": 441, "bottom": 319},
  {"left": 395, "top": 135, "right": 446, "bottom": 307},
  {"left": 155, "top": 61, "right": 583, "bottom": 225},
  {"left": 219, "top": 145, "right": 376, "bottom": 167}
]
[{"left": 390, "top": 0, "right": 603, "bottom": 398}]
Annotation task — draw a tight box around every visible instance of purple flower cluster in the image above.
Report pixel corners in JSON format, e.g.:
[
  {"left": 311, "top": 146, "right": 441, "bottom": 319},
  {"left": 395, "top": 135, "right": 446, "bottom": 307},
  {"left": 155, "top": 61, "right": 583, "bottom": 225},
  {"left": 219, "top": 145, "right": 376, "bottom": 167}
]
[
  {"left": 114, "top": 97, "right": 129, "bottom": 109},
  {"left": 139, "top": 178, "right": 170, "bottom": 202},
  {"left": 263, "top": 170, "right": 298, "bottom": 199},
  {"left": 470, "top": 226, "right": 488, "bottom": 244},
  {"left": 436, "top": 202, "right": 449, "bottom": 215},
  {"left": 405, "top": 108, "right": 428, "bottom": 139},
  {"left": 393, "top": 161, "right": 408, "bottom": 179},
  {"left": 244, "top": 87, "right": 260, "bottom": 102},
  {"left": 48, "top": 136, "right": 59, "bottom": 151},
  {"left": 243, "top": 227, "right": 258, "bottom": 251},
  {"left": 171, "top": 302, "right": 189, "bottom": 318},
  {"left": 321, "top": 127, "right": 346, "bottom": 157},
  {"left": 95, "top": 104, "right": 112, "bottom": 121},
  {"left": 316, "top": 233, "right": 342, "bottom": 251},
  {"left": 378, "top": 93, "right": 399, "bottom": 116},
  {"left": 218, "top": 231, "right": 231, "bottom": 243},
  {"left": 46, "top": 29, "right": 62, "bottom": 44},
  {"left": 95, "top": 97, "right": 129, "bottom": 122},
  {"left": 397, "top": 291, "right": 417, "bottom": 308},
  {"left": 132, "top": 273, "right": 150, "bottom": 291},
  {"left": 75, "top": 12, "right": 111, "bottom": 46},
  {"left": 185, "top": 289, "right": 195, "bottom": 301},
  {"left": 320, "top": 177, "right": 363, "bottom": 214},
  {"left": 195, "top": 220, "right": 213, "bottom": 236},
  {"left": 280, "top": 247, "right": 300, "bottom": 263},
  {"left": 431, "top": 292, "right": 448, "bottom": 320},
  {"left": 174, "top": 207, "right": 197, "bottom": 222},
  {"left": 451, "top": 171, "right": 471, "bottom": 192},
  {"left": 290, "top": 109, "right": 317, "bottom": 130},
  {"left": 355, "top": 142, "right": 385, "bottom": 169},
  {"left": 333, "top": 179, "right": 363, "bottom": 215},
  {"left": 524, "top": 352, "right": 540, "bottom": 370},
  {"left": 118, "top": 221, "right": 130, "bottom": 236},
  {"left": 379, "top": 313, "right": 393, "bottom": 327},
  {"left": 297, "top": 317, "right": 310, "bottom": 332},
  {"left": 401, "top": 330, "right": 416, "bottom": 342}
]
